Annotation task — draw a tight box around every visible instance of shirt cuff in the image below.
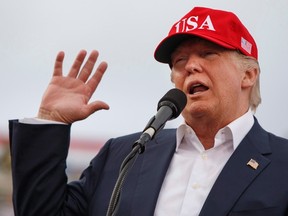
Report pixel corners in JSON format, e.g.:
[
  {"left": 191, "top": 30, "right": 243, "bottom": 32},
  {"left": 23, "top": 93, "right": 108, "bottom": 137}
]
[{"left": 19, "top": 117, "right": 67, "bottom": 125}]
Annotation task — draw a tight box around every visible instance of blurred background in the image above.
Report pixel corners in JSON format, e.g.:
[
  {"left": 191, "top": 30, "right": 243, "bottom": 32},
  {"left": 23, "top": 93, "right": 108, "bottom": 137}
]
[{"left": 1, "top": 0, "right": 288, "bottom": 215}]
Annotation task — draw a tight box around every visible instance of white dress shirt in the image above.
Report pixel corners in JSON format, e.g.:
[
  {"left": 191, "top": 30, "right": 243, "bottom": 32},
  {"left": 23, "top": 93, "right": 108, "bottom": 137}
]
[{"left": 154, "top": 110, "right": 254, "bottom": 216}]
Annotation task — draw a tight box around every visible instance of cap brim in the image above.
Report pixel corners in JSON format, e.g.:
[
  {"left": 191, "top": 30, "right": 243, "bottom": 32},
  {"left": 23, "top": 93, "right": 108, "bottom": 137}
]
[{"left": 154, "top": 33, "right": 236, "bottom": 64}]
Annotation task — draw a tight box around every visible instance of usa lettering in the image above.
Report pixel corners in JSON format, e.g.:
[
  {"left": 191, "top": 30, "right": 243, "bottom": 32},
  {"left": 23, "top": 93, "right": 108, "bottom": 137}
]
[{"left": 174, "top": 15, "right": 216, "bottom": 33}]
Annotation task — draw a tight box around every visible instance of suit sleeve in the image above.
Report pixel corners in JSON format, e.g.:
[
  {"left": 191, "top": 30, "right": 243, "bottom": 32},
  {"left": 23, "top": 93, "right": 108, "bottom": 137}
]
[{"left": 9, "top": 119, "right": 103, "bottom": 216}]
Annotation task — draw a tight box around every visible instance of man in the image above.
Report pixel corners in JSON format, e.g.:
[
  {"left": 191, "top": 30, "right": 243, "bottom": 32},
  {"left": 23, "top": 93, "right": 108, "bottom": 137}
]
[{"left": 9, "top": 6, "right": 288, "bottom": 216}]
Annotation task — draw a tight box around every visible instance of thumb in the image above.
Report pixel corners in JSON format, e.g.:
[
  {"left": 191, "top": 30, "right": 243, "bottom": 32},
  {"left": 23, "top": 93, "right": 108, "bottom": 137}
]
[{"left": 86, "top": 100, "right": 110, "bottom": 114}]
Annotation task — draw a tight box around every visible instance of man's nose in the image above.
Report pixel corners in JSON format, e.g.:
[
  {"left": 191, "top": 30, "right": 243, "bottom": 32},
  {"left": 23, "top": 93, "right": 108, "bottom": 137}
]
[{"left": 184, "top": 55, "right": 202, "bottom": 74}]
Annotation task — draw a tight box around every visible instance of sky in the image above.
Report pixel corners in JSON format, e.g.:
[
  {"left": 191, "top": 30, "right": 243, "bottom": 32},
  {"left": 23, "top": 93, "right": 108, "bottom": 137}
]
[{"left": 1, "top": 0, "right": 288, "bottom": 143}]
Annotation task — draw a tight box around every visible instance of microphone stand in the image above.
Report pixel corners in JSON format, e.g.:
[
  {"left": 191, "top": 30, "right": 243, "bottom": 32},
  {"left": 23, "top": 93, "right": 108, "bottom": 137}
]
[{"left": 106, "top": 133, "right": 149, "bottom": 216}]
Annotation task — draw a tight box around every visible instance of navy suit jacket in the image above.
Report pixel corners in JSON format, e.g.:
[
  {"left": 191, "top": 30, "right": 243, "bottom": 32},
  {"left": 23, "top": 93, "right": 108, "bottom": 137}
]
[{"left": 9, "top": 118, "right": 288, "bottom": 215}]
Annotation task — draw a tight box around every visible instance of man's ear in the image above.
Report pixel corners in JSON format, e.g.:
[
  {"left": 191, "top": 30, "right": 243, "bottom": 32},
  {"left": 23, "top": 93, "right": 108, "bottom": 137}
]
[
  {"left": 241, "top": 67, "right": 259, "bottom": 89},
  {"left": 170, "top": 71, "right": 175, "bottom": 83}
]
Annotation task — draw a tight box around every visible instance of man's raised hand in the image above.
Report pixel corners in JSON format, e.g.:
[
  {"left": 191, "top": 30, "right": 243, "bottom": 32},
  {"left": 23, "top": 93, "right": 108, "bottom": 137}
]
[{"left": 38, "top": 50, "right": 110, "bottom": 124}]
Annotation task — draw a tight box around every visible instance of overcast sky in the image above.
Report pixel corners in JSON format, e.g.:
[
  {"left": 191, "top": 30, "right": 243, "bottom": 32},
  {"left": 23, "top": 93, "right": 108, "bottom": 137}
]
[{"left": 1, "top": 0, "right": 288, "bottom": 141}]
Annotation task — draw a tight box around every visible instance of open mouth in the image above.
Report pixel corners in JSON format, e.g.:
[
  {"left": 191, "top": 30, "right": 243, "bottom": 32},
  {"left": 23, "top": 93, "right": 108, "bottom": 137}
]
[{"left": 189, "top": 83, "right": 209, "bottom": 95}]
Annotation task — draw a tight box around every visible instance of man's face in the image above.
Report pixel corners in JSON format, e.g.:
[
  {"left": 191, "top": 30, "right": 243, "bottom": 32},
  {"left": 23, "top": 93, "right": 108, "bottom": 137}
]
[{"left": 170, "top": 38, "right": 249, "bottom": 125}]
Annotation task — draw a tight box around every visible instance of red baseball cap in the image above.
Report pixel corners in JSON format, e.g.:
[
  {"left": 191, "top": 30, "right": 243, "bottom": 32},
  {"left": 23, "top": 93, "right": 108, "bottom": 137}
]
[{"left": 154, "top": 7, "right": 258, "bottom": 64}]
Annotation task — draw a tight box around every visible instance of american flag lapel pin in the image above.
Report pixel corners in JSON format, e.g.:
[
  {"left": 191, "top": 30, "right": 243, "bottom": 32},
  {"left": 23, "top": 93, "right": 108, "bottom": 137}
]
[{"left": 247, "top": 159, "right": 259, "bottom": 170}]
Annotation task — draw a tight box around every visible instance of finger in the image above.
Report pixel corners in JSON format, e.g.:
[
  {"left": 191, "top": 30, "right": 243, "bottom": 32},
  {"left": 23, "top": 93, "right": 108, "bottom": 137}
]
[
  {"left": 68, "top": 50, "right": 87, "bottom": 78},
  {"left": 78, "top": 50, "right": 99, "bottom": 82},
  {"left": 53, "top": 51, "right": 65, "bottom": 76},
  {"left": 86, "top": 61, "right": 108, "bottom": 96}
]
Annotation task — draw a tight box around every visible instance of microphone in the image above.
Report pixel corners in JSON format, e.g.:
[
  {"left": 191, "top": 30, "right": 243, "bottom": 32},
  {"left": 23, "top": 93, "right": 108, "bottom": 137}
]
[{"left": 135, "top": 88, "right": 187, "bottom": 151}]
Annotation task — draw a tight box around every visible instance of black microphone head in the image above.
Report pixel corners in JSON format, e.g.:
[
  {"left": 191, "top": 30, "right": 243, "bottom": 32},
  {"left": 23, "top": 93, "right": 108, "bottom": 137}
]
[{"left": 157, "top": 88, "right": 187, "bottom": 119}]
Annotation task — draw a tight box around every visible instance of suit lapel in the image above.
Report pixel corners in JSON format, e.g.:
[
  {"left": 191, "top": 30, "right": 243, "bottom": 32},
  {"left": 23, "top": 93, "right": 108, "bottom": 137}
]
[
  {"left": 199, "top": 120, "right": 271, "bottom": 216},
  {"left": 129, "top": 129, "right": 176, "bottom": 216}
]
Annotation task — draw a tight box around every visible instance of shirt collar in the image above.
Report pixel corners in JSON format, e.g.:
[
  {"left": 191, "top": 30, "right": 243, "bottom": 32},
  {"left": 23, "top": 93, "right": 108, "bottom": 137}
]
[
  {"left": 176, "top": 109, "right": 254, "bottom": 151},
  {"left": 226, "top": 109, "right": 254, "bottom": 150}
]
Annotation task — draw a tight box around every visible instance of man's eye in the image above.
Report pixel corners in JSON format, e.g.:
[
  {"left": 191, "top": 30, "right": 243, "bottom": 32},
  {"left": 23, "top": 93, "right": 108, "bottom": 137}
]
[
  {"left": 201, "top": 51, "right": 217, "bottom": 57},
  {"left": 173, "top": 56, "right": 187, "bottom": 64}
]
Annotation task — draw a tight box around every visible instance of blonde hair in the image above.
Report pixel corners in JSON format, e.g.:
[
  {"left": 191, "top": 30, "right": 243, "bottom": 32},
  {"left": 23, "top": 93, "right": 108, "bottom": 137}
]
[{"left": 233, "top": 51, "right": 261, "bottom": 112}]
